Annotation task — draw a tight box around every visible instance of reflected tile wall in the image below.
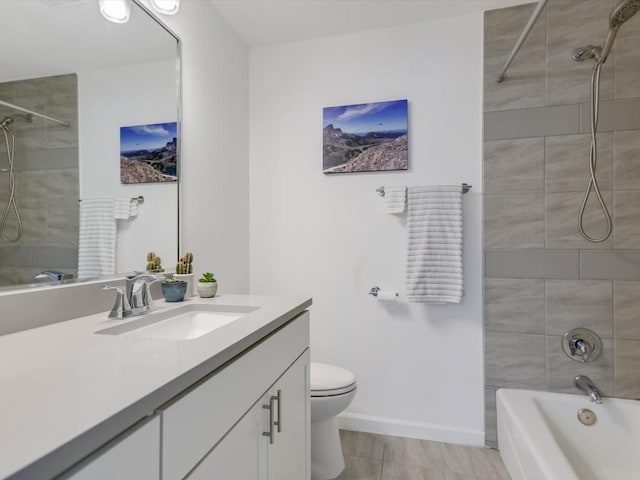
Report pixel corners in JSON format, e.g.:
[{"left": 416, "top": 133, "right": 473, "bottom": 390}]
[
  {"left": 484, "top": 1, "right": 640, "bottom": 446},
  {"left": 0, "top": 74, "right": 78, "bottom": 283}
]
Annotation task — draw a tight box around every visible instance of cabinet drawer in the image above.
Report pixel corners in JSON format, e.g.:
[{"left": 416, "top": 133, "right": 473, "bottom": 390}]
[
  {"left": 61, "top": 416, "right": 160, "bottom": 480},
  {"left": 161, "top": 311, "right": 309, "bottom": 480}
]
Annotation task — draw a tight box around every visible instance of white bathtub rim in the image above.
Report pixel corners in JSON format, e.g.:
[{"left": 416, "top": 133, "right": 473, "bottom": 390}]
[{"left": 496, "top": 389, "right": 581, "bottom": 480}]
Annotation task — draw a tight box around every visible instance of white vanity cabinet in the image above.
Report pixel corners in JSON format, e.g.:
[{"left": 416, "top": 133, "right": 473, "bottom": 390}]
[
  {"left": 189, "top": 350, "right": 309, "bottom": 480},
  {"left": 160, "top": 311, "right": 310, "bottom": 480}
]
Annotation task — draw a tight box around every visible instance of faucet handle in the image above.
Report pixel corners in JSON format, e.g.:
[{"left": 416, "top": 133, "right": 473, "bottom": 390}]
[
  {"left": 562, "top": 328, "right": 602, "bottom": 363},
  {"left": 102, "top": 285, "right": 132, "bottom": 319}
]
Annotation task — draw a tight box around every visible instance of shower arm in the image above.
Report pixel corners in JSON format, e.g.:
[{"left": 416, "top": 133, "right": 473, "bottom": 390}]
[
  {"left": 496, "top": 0, "right": 548, "bottom": 83},
  {"left": 0, "top": 99, "right": 70, "bottom": 127}
]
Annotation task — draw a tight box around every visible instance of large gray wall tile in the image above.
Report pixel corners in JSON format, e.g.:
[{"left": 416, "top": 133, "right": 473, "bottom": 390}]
[
  {"left": 614, "top": 281, "right": 640, "bottom": 341},
  {"left": 484, "top": 105, "right": 581, "bottom": 140},
  {"left": 485, "top": 194, "right": 544, "bottom": 249},
  {"left": 485, "top": 278, "right": 545, "bottom": 334},
  {"left": 546, "top": 0, "right": 614, "bottom": 106},
  {"left": 545, "top": 192, "right": 613, "bottom": 249},
  {"left": 484, "top": 387, "right": 498, "bottom": 447},
  {"left": 545, "top": 280, "right": 613, "bottom": 338},
  {"left": 615, "top": 21, "right": 640, "bottom": 99},
  {"left": 545, "top": 133, "right": 612, "bottom": 193},
  {"left": 485, "top": 331, "right": 546, "bottom": 388},
  {"left": 485, "top": 250, "right": 580, "bottom": 279},
  {"left": 546, "top": 335, "right": 614, "bottom": 395},
  {"left": 31, "top": 247, "right": 78, "bottom": 269},
  {"left": 614, "top": 340, "right": 640, "bottom": 399},
  {"left": 484, "top": 4, "right": 546, "bottom": 111},
  {"left": 484, "top": 138, "right": 544, "bottom": 193},
  {"left": 614, "top": 190, "right": 640, "bottom": 249},
  {"left": 614, "top": 131, "right": 640, "bottom": 189},
  {"left": 29, "top": 147, "right": 78, "bottom": 170},
  {"left": 581, "top": 250, "right": 640, "bottom": 280},
  {"left": 0, "top": 246, "right": 31, "bottom": 267},
  {"left": 580, "top": 98, "right": 640, "bottom": 133}
]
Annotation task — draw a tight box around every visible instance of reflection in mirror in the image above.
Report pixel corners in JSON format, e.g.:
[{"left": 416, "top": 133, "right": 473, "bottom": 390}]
[{"left": 0, "top": 0, "right": 179, "bottom": 290}]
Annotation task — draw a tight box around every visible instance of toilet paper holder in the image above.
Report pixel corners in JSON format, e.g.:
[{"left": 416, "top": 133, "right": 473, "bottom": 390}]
[{"left": 368, "top": 286, "right": 398, "bottom": 297}]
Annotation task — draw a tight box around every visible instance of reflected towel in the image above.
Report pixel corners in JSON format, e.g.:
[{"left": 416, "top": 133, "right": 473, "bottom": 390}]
[
  {"left": 405, "top": 186, "right": 463, "bottom": 304},
  {"left": 114, "top": 197, "right": 139, "bottom": 219},
  {"left": 77, "top": 198, "right": 116, "bottom": 280},
  {"left": 384, "top": 186, "right": 407, "bottom": 214}
]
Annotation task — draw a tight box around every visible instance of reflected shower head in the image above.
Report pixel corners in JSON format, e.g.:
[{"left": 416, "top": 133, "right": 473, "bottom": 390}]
[
  {"left": 0, "top": 114, "right": 33, "bottom": 128},
  {"left": 601, "top": 0, "right": 640, "bottom": 62}
]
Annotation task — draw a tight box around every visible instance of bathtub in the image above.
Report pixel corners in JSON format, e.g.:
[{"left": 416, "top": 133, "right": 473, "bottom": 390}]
[{"left": 497, "top": 388, "right": 640, "bottom": 480}]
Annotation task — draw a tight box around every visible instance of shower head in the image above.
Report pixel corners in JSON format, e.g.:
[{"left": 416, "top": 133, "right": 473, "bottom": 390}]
[
  {"left": 0, "top": 114, "right": 33, "bottom": 128},
  {"left": 572, "top": 0, "right": 640, "bottom": 65},
  {"left": 600, "top": 0, "right": 640, "bottom": 63}
]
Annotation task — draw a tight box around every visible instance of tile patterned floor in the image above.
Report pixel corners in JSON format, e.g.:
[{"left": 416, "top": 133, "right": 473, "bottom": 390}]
[{"left": 336, "top": 430, "right": 511, "bottom": 480}]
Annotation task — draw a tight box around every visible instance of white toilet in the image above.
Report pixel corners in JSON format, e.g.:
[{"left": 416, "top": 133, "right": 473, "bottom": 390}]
[{"left": 310, "top": 362, "right": 357, "bottom": 480}]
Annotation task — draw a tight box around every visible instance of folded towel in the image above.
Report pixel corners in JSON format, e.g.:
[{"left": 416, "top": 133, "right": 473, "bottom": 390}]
[
  {"left": 77, "top": 198, "right": 116, "bottom": 280},
  {"left": 405, "top": 186, "right": 463, "bottom": 304},
  {"left": 114, "top": 197, "right": 139, "bottom": 220},
  {"left": 384, "top": 186, "right": 407, "bottom": 214}
]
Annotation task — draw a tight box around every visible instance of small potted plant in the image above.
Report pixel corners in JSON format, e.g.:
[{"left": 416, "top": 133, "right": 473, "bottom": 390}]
[
  {"left": 174, "top": 252, "right": 195, "bottom": 297},
  {"left": 197, "top": 272, "right": 218, "bottom": 298},
  {"left": 161, "top": 277, "right": 187, "bottom": 302}
]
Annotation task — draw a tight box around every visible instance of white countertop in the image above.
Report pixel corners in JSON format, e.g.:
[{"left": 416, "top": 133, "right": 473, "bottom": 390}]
[{"left": 0, "top": 294, "right": 311, "bottom": 480}]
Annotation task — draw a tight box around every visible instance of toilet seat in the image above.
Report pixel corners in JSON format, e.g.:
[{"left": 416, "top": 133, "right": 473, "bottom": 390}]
[{"left": 311, "top": 363, "right": 357, "bottom": 397}]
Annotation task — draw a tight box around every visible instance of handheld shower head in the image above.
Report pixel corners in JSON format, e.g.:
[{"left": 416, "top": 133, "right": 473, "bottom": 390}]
[
  {"left": 0, "top": 114, "right": 33, "bottom": 128},
  {"left": 600, "top": 0, "right": 640, "bottom": 63}
]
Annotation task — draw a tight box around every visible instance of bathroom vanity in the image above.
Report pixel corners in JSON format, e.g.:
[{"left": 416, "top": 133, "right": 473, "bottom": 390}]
[{"left": 0, "top": 294, "right": 311, "bottom": 480}]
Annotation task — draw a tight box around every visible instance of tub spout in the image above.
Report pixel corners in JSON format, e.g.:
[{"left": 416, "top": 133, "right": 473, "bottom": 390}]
[{"left": 575, "top": 375, "right": 603, "bottom": 404}]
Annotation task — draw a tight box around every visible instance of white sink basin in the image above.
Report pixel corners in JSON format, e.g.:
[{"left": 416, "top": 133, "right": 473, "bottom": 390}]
[
  {"left": 96, "top": 304, "right": 259, "bottom": 340},
  {"left": 127, "top": 310, "right": 244, "bottom": 340}
]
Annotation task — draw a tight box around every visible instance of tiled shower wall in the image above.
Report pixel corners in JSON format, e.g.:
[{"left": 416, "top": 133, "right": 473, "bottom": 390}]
[
  {"left": 0, "top": 74, "right": 79, "bottom": 286},
  {"left": 484, "top": 1, "right": 640, "bottom": 446}
]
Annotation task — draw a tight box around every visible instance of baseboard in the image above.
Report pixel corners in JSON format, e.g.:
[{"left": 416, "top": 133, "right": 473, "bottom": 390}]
[{"left": 337, "top": 412, "right": 485, "bottom": 446}]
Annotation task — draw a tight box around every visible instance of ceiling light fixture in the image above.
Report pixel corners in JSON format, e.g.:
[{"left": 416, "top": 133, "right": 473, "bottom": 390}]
[
  {"left": 99, "top": 0, "right": 130, "bottom": 23},
  {"left": 150, "top": 0, "right": 180, "bottom": 15}
]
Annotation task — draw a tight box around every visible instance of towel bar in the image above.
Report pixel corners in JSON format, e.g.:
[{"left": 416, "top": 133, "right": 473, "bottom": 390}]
[{"left": 376, "top": 184, "right": 471, "bottom": 197}]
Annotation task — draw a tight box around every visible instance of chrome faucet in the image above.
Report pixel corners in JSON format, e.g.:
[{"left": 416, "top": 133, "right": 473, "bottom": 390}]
[
  {"left": 34, "top": 271, "right": 74, "bottom": 284},
  {"left": 575, "top": 375, "right": 603, "bottom": 404},
  {"left": 125, "top": 273, "right": 164, "bottom": 315}
]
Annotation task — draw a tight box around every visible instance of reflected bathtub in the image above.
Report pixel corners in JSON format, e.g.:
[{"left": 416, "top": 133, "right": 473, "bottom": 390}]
[{"left": 497, "top": 388, "right": 640, "bottom": 480}]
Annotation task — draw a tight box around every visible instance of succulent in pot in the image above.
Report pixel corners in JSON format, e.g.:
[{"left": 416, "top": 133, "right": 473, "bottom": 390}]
[
  {"left": 197, "top": 272, "right": 217, "bottom": 298},
  {"left": 161, "top": 277, "right": 187, "bottom": 302}
]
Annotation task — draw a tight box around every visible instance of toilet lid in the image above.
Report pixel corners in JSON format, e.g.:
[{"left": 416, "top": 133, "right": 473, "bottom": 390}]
[{"left": 311, "top": 363, "right": 356, "bottom": 393}]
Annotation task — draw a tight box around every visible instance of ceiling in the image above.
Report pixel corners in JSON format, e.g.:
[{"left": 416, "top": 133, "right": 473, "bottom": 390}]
[
  {"left": 0, "top": 0, "right": 176, "bottom": 82},
  {"left": 211, "top": 0, "right": 535, "bottom": 47}
]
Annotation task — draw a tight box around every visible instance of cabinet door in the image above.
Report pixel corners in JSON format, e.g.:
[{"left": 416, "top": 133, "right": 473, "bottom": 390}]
[
  {"left": 63, "top": 416, "right": 160, "bottom": 480},
  {"left": 267, "top": 349, "right": 310, "bottom": 480},
  {"left": 187, "top": 397, "right": 268, "bottom": 480}
]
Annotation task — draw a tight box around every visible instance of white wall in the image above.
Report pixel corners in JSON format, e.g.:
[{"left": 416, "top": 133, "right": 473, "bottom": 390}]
[
  {"left": 250, "top": 15, "right": 485, "bottom": 444},
  {"left": 78, "top": 61, "right": 178, "bottom": 273},
  {"left": 140, "top": 0, "right": 250, "bottom": 292}
]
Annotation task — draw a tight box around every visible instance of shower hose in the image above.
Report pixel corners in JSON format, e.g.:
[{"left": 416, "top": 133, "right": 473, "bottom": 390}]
[{"left": 1, "top": 125, "right": 23, "bottom": 242}]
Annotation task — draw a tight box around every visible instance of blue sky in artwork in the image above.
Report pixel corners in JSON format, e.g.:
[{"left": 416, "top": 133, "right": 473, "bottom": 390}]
[
  {"left": 323, "top": 99, "right": 408, "bottom": 134},
  {"left": 120, "top": 122, "right": 177, "bottom": 153}
]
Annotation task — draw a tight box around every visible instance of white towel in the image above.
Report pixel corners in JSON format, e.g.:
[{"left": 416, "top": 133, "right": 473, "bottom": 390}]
[
  {"left": 405, "top": 186, "right": 463, "bottom": 304},
  {"left": 114, "top": 197, "right": 140, "bottom": 220},
  {"left": 384, "top": 186, "right": 407, "bottom": 214},
  {"left": 77, "top": 198, "right": 116, "bottom": 280}
]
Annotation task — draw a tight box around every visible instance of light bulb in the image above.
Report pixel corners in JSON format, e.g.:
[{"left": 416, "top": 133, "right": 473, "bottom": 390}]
[
  {"left": 99, "top": 0, "right": 130, "bottom": 24},
  {"left": 150, "top": 0, "right": 180, "bottom": 15}
]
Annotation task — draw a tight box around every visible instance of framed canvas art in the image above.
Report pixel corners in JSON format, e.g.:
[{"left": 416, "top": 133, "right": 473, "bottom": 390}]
[{"left": 323, "top": 99, "right": 408, "bottom": 174}]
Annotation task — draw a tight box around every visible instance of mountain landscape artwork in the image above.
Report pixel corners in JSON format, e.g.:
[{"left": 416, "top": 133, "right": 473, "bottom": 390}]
[
  {"left": 120, "top": 122, "right": 178, "bottom": 184},
  {"left": 323, "top": 99, "right": 408, "bottom": 174}
]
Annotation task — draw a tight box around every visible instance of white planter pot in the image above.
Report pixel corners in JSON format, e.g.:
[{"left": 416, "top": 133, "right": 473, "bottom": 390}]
[
  {"left": 174, "top": 273, "right": 195, "bottom": 297},
  {"left": 197, "top": 281, "right": 218, "bottom": 298}
]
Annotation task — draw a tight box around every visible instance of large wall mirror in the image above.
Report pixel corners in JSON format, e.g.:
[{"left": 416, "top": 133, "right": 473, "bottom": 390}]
[{"left": 0, "top": 0, "right": 179, "bottom": 290}]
